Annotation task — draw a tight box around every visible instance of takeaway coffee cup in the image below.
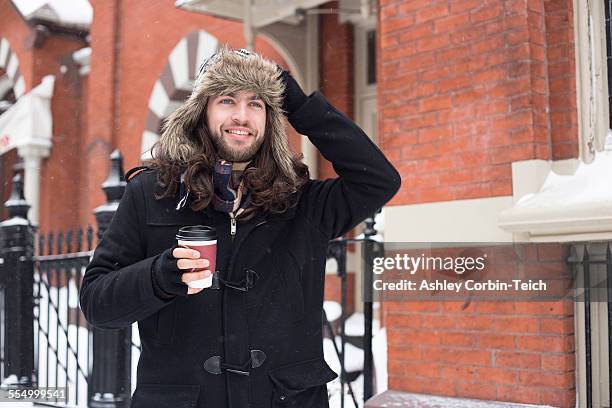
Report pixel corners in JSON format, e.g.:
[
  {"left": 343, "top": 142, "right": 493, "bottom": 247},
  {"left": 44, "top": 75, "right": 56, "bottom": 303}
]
[{"left": 176, "top": 226, "right": 217, "bottom": 289}]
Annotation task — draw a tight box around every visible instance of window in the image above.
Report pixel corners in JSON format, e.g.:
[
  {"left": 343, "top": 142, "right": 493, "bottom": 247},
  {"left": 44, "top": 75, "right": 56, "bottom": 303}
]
[
  {"left": 574, "top": 0, "right": 609, "bottom": 163},
  {"left": 367, "top": 30, "right": 376, "bottom": 85},
  {"left": 606, "top": 0, "right": 612, "bottom": 128}
]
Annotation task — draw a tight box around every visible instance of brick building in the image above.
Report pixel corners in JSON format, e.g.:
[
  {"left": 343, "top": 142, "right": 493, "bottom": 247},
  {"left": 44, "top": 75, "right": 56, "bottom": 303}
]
[{"left": 1, "top": 0, "right": 611, "bottom": 406}]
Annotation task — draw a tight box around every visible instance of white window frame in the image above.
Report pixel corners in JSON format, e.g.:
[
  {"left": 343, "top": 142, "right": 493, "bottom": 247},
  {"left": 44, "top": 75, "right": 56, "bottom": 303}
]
[
  {"left": 354, "top": 18, "right": 377, "bottom": 142},
  {"left": 574, "top": 0, "right": 609, "bottom": 163}
]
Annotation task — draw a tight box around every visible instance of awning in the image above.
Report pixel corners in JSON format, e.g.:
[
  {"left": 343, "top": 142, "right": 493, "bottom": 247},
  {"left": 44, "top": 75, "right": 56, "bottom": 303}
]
[
  {"left": 174, "top": 0, "right": 330, "bottom": 28},
  {"left": 0, "top": 75, "right": 54, "bottom": 157}
]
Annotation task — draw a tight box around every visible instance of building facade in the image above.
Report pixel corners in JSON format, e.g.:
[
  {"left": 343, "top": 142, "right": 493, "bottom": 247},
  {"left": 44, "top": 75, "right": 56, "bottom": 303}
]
[{"left": 2, "top": 0, "right": 612, "bottom": 406}]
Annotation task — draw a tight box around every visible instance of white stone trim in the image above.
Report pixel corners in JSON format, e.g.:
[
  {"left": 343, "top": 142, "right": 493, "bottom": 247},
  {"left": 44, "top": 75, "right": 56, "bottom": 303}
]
[
  {"left": 499, "top": 142, "right": 612, "bottom": 242},
  {"left": 169, "top": 38, "right": 190, "bottom": 90},
  {"left": 0, "top": 38, "right": 9, "bottom": 68},
  {"left": 0, "top": 38, "right": 25, "bottom": 98},
  {"left": 17, "top": 144, "right": 51, "bottom": 226},
  {"left": 72, "top": 47, "right": 91, "bottom": 76},
  {"left": 385, "top": 197, "right": 514, "bottom": 243},
  {"left": 149, "top": 81, "right": 170, "bottom": 119},
  {"left": 140, "top": 130, "right": 159, "bottom": 162},
  {"left": 5, "top": 53, "right": 19, "bottom": 81},
  {"left": 195, "top": 31, "right": 219, "bottom": 78}
]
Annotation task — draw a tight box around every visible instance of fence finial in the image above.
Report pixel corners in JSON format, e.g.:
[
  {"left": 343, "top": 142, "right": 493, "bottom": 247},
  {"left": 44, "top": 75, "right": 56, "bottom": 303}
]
[
  {"left": 101, "top": 149, "right": 126, "bottom": 204},
  {"left": 4, "top": 173, "right": 30, "bottom": 219}
]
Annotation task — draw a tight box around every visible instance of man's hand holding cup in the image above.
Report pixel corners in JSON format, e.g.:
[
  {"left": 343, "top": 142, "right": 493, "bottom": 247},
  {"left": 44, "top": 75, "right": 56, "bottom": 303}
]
[
  {"left": 173, "top": 246, "right": 212, "bottom": 295},
  {"left": 152, "top": 226, "right": 218, "bottom": 298}
]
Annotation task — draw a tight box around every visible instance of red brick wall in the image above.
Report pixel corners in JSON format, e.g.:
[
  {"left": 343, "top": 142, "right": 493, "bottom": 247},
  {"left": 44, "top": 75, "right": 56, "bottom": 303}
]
[
  {"left": 0, "top": 2, "right": 87, "bottom": 232},
  {"left": 379, "top": 0, "right": 579, "bottom": 206},
  {"left": 386, "top": 300, "right": 575, "bottom": 405},
  {"left": 319, "top": 0, "right": 354, "bottom": 179},
  {"left": 545, "top": 0, "right": 578, "bottom": 159},
  {"left": 81, "top": 0, "right": 121, "bottom": 228},
  {"left": 379, "top": 3, "right": 578, "bottom": 404},
  {"left": 384, "top": 243, "right": 576, "bottom": 406},
  {"left": 0, "top": 1, "right": 34, "bottom": 87},
  {"left": 34, "top": 35, "right": 88, "bottom": 234}
]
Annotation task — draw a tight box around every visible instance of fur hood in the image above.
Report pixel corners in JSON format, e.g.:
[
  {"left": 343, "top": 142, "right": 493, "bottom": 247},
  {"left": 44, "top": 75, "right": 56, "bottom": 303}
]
[{"left": 158, "top": 47, "right": 295, "bottom": 181}]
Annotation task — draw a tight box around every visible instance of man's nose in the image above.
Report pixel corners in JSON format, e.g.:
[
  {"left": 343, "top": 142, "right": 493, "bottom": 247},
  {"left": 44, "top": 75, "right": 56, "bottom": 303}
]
[{"left": 231, "top": 102, "right": 249, "bottom": 124}]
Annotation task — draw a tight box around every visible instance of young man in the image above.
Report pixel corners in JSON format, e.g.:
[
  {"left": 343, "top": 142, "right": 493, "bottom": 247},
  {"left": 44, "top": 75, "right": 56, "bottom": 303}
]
[{"left": 80, "top": 47, "right": 400, "bottom": 408}]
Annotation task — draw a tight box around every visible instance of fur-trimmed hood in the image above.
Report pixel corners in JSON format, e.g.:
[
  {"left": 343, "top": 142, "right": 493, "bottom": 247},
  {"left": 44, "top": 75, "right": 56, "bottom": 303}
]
[{"left": 157, "top": 47, "right": 295, "bottom": 181}]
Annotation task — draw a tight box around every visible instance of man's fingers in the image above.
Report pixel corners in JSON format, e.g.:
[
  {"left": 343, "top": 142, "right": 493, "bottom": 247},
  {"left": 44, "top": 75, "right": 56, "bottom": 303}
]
[
  {"left": 172, "top": 247, "right": 201, "bottom": 259},
  {"left": 176, "top": 258, "right": 209, "bottom": 270},
  {"left": 181, "top": 270, "right": 212, "bottom": 283}
]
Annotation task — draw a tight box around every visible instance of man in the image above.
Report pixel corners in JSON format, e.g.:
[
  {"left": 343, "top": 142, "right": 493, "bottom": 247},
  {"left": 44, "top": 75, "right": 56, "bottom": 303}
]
[{"left": 80, "top": 47, "right": 400, "bottom": 408}]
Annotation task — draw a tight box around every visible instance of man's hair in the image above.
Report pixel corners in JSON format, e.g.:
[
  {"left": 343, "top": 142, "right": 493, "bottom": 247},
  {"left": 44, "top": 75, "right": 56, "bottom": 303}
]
[{"left": 148, "top": 106, "right": 309, "bottom": 217}]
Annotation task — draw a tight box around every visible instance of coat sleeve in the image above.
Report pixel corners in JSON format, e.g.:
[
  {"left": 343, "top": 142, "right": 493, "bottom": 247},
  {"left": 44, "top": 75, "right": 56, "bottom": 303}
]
[
  {"left": 79, "top": 175, "right": 172, "bottom": 329},
  {"left": 290, "top": 91, "right": 401, "bottom": 239}
]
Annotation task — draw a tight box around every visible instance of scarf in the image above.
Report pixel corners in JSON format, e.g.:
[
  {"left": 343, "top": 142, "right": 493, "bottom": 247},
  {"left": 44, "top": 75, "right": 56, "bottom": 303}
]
[
  {"left": 211, "top": 160, "right": 251, "bottom": 217},
  {"left": 175, "top": 160, "right": 251, "bottom": 218}
]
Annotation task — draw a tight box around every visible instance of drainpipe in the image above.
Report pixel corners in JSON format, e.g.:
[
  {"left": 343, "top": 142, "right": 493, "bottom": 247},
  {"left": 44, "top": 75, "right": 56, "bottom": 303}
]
[{"left": 243, "top": 0, "right": 255, "bottom": 50}]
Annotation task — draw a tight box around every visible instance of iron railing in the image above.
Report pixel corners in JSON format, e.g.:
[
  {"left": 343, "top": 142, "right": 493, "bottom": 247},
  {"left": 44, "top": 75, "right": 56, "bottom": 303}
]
[
  {"left": 32, "top": 227, "right": 95, "bottom": 406},
  {"left": 568, "top": 242, "right": 612, "bottom": 408}
]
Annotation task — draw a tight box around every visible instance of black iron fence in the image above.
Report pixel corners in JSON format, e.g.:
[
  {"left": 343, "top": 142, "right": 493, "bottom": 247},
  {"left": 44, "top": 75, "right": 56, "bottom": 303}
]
[
  {"left": 33, "top": 226, "right": 95, "bottom": 406},
  {"left": 0, "top": 150, "right": 132, "bottom": 407},
  {"left": 326, "top": 229, "right": 382, "bottom": 408},
  {"left": 0, "top": 149, "right": 376, "bottom": 407},
  {"left": 568, "top": 242, "right": 612, "bottom": 408}
]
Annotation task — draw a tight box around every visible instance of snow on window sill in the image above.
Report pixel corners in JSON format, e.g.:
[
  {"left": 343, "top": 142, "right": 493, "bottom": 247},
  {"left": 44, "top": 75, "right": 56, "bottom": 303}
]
[{"left": 498, "top": 134, "right": 612, "bottom": 242}]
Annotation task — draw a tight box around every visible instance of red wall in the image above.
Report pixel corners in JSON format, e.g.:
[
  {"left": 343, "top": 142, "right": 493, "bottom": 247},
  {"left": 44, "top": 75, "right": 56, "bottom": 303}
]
[
  {"left": 319, "top": 0, "right": 354, "bottom": 179},
  {"left": 545, "top": 0, "right": 579, "bottom": 159},
  {"left": 378, "top": 1, "right": 578, "bottom": 405},
  {"left": 379, "top": 0, "right": 578, "bottom": 206}
]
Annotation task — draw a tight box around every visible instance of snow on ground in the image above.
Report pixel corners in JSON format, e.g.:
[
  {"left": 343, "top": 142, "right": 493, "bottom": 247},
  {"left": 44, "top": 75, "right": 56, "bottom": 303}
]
[
  {"left": 366, "top": 391, "right": 556, "bottom": 408},
  {"left": 324, "top": 309, "right": 388, "bottom": 408},
  {"left": 27, "top": 271, "right": 141, "bottom": 407}
]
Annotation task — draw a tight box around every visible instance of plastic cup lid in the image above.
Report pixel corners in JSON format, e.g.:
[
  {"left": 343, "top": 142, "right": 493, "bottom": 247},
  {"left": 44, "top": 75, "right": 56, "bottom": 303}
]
[{"left": 176, "top": 225, "right": 217, "bottom": 241}]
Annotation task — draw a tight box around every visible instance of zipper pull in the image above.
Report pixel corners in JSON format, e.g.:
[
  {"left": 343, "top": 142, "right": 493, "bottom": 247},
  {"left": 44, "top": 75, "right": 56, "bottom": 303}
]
[{"left": 230, "top": 215, "right": 237, "bottom": 238}]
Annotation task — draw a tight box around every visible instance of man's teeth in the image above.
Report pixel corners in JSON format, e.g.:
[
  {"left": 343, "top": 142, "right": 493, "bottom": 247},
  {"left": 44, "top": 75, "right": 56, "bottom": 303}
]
[{"left": 226, "top": 130, "right": 249, "bottom": 135}]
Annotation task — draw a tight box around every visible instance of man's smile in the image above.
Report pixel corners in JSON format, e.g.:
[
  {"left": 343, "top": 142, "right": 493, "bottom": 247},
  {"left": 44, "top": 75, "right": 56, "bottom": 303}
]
[{"left": 224, "top": 127, "right": 255, "bottom": 141}]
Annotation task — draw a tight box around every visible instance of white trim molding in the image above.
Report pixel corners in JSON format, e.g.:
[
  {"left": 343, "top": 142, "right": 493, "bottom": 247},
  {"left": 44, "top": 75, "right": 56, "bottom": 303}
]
[
  {"left": 573, "top": 0, "right": 609, "bottom": 162},
  {"left": 386, "top": 197, "right": 514, "bottom": 243},
  {"left": 499, "top": 136, "right": 612, "bottom": 242}
]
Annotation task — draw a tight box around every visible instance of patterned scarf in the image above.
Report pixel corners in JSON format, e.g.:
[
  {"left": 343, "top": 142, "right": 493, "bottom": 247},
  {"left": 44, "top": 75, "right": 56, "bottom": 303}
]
[
  {"left": 175, "top": 160, "right": 251, "bottom": 218},
  {"left": 211, "top": 160, "right": 251, "bottom": 217}
]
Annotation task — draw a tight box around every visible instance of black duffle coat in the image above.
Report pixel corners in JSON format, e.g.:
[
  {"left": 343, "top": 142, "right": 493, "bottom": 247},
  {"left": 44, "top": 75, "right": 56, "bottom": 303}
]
[{"left": 80, "top": 92, "right": 401, "bottom": 408}]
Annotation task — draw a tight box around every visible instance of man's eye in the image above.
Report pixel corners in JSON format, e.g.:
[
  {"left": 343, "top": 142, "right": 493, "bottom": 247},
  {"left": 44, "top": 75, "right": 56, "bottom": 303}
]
[
  {"left": 220, "top": 98, "right": 234, "bottom": 104},
  {"left": 250, "top": 102, "right": 264, "bottom": 109}
]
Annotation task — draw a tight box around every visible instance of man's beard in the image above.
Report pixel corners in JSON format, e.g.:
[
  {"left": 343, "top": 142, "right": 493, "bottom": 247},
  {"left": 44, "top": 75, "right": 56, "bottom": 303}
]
[{"left": 210, "top": 128, "right": 264, "bottom": 162}]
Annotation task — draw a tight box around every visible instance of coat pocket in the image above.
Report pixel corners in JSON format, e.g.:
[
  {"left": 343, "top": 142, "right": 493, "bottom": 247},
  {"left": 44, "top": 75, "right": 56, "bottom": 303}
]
[
  {"left": 269, "top": 358, "right": 337, "bottom": 407},
  {"left": 131, "top": 383, "right": 199, "bottom": 408}
]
